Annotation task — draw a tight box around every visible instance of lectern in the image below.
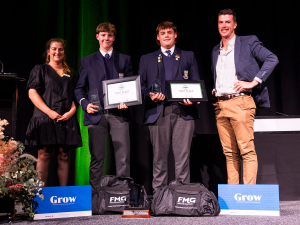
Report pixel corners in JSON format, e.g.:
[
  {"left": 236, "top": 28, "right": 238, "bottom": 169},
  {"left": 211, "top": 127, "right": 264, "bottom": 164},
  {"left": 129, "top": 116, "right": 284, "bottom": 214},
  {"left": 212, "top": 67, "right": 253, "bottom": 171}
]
[
  {"left": 0, "top": 73, "right": 18, "bottom": 138},
  {"left": 254, "top": 116, "right": 300, "bottom": 200}
]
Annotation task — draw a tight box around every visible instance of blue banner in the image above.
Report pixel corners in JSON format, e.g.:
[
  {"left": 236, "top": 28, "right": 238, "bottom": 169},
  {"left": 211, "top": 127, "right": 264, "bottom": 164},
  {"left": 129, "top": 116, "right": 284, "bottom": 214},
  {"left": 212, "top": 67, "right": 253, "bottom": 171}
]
[
  {"left": 33, "top": 186, "right": 91, "bottom": 220},
  {"left": 218, "top": 184, "right": 280, "bottom": 216}
]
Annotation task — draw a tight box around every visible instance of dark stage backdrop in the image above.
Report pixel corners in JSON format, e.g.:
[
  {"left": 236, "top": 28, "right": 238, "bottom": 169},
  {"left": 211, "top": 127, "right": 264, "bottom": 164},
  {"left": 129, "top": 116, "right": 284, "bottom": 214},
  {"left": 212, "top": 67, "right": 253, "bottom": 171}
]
[{"left": 1, "top": 0, "right": 299, "bottom": 195}]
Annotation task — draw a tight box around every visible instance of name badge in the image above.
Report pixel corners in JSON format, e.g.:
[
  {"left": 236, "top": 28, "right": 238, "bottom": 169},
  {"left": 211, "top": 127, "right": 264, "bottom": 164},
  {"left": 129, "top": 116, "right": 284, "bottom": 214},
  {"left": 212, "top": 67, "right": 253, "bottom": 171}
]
[
  {"left": 183, "top": 70, "right": 188, "bottom": 79},
  {"left": 119, "top": 73, "right": 124, "bottom": 78}
]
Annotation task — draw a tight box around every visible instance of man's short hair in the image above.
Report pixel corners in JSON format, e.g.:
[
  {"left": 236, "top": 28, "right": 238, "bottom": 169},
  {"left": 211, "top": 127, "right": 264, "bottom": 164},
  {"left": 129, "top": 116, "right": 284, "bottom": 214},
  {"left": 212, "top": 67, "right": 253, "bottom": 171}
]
[
  {"left": 156, "top": 21, "right": 179, "bottom": 46},
  {"left": 218, "top": 9, "right": 237, "bottom": 23},
  {"left": 96, "top": 22, "right": 116, "bottom": 35}
]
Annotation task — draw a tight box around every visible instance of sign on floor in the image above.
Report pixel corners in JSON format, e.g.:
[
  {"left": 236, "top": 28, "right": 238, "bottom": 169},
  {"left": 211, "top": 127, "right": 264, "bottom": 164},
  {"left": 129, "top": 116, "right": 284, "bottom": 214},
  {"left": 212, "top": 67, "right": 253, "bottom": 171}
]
[
  {"left": 218, "top": 184, "right": 280, "bottom": 216},
  {"left": 33, "top": 185, "right": 92, "bottom": 220}
]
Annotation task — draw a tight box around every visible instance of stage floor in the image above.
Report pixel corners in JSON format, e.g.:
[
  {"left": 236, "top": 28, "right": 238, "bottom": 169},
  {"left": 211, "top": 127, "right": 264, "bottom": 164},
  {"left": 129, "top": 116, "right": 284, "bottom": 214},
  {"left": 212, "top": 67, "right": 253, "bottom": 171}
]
[{"left": 1, "top": 201, "right": 299, "bottom": 224}]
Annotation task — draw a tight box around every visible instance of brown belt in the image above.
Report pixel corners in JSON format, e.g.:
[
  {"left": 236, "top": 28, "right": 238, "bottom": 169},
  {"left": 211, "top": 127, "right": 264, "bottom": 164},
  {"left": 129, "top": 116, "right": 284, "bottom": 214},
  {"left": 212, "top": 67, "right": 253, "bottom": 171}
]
[{"left": 217, "top": 92, "right": 251, "bottom": 101}]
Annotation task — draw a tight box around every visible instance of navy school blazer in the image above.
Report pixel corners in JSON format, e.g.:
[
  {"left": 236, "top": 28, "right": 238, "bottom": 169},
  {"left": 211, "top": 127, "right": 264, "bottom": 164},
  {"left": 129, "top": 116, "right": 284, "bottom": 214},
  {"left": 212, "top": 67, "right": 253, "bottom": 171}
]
[
  {"left": 139, "top": 47, "right": 200, "bottom": 124},
  {"left": 211, "top": 35, "right": 279, "bottom": 108},
  {"left": 74, "top": 50, "right": 133, "bottom": 126}
]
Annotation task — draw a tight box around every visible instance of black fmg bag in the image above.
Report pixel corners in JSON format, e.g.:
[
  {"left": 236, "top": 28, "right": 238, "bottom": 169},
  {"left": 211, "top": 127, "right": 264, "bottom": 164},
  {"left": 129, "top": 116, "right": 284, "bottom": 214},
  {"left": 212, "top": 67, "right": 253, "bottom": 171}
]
[
  {"left": 92, "top": 175, "right": 148, "bottom": 214},
  {"left": 152, "top": 180, "right": 220, "bottom": 216}
]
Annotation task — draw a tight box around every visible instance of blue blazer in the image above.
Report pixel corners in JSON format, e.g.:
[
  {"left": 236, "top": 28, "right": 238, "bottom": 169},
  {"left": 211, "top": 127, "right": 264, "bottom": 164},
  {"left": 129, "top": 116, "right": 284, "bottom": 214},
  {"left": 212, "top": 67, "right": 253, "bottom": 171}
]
[
  {"left": 74, "top": 50, "right": 133, "bottom": 126},
  {"left": 211, "top": 35, "right": 279, "bottom": 108},
  {"left": 139, "top": 47, "right": 200, "bottom": 124}
]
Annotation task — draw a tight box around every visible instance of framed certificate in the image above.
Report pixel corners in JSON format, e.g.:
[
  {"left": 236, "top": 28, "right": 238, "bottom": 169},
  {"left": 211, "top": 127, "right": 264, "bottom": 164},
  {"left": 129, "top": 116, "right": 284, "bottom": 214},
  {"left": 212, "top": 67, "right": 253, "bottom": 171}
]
[
  {"left": 165, "top": 80, "right": 208, "bottom": 102},
  {"left": 102, "top": 75, "right": 142, "bottom": 109}
]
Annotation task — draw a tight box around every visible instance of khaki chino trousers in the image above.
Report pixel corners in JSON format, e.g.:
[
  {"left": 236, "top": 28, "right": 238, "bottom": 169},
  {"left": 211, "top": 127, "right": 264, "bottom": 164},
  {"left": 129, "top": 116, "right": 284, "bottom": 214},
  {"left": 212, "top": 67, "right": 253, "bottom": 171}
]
[{"left": 214, "top": 95, "right": 258, "bottom": 184}]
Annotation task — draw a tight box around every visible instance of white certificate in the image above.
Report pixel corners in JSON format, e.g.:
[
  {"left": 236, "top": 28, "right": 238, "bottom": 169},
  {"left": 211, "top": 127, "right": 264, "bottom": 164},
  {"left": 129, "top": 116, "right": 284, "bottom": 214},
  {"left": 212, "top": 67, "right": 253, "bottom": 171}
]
[
  {"left": 107, "top": 80, "right": 138, "bottom": 105},
  {"left": 170, "top": 83, "right": 203, "bottom": 99}
]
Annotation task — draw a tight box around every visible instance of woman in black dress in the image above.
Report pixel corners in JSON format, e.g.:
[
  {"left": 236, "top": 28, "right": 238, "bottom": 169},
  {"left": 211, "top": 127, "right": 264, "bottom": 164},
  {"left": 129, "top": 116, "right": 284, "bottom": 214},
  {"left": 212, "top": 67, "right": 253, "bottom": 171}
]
[{"left": 26, "top": 38, "right": 82, "bottom": 186}]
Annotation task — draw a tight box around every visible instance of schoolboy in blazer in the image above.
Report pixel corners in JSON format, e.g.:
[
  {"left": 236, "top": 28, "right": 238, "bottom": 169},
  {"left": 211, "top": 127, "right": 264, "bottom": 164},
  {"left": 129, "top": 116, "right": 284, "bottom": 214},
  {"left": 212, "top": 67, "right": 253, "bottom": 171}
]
[
  {"left": 139, "top": 21, "right": 200, "bottom": 190},
  {"left": 75, "top": 22, "right": 133, "bottom": 192}
]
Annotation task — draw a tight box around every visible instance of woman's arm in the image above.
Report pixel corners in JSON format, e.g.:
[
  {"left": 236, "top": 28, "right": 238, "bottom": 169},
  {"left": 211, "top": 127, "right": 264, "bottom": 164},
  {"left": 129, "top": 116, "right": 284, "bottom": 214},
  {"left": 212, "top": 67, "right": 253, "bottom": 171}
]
[{"left": 28, "top": 88, "right": 61, "bottom": 121}]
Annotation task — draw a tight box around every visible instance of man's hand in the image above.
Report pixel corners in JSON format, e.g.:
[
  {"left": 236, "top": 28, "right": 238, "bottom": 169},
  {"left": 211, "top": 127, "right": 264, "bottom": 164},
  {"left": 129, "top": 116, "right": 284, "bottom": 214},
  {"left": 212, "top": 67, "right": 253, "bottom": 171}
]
[
  {"left": 86, "top": 103, "right": 99, "bottom": 114},
  {"left": 179, "top": 99, "right": 200, "bottom": 106},
  {"left": 118, "top": 102, "right": 128, "bottom": 110},
  {"left": 233, "top": 80, "right": 259, "bottom": 93},
  {"left": 150, "top": 92, "right": 165, "bottom": 102},
  {"left": 212, "top": 91, "right": 218, "bottom": 102}
]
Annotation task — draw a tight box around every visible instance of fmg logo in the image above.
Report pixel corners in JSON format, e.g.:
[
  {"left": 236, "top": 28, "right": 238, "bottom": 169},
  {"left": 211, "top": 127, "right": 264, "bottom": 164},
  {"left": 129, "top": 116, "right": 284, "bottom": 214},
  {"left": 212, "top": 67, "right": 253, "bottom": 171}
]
[
  {"left": 234, "top": 193, "right": 262, "bottom": 202},
  {"left": 177, "top": 197, "right": 196, "bottom": 204},
  {"left": 50, "top": 196, "right": 76, "bottom": 204},
  {"left": 110, "top": 196, "right": 127, "bottom": 203}
]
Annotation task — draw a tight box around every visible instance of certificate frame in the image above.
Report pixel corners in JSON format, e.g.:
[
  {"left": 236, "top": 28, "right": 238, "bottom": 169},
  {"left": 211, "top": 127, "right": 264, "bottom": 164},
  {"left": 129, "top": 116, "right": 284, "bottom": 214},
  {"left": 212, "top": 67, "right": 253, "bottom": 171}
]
[
  {"left": 165, "top": 80, "right": 208, "bottom": 102},
  {"left": 102, "top": 75, "right": 142, "bottom": 109}
]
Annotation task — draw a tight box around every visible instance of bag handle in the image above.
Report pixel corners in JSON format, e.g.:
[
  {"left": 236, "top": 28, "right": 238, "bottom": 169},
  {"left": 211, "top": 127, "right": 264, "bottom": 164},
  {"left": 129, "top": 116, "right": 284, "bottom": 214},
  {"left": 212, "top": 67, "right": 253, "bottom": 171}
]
[
  {"left": 172, "top": 180, "right": 203, "bottom": 187},
  {"left": 168, "top": 180, "right": 208, "bottom": 192},
  {"left": 107, "top": 175, "right": 134, "bottom": 187}
]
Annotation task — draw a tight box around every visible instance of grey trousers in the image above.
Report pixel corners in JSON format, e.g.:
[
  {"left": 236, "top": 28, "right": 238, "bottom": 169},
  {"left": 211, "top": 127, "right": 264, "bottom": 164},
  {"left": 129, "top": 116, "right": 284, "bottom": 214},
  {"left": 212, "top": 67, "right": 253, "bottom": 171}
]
[
  {"left": 148, "top": 105, "right": 195, "bottom": 190},
  {"left": 88, "top": 113, "right": 130, "bottom": 191}
]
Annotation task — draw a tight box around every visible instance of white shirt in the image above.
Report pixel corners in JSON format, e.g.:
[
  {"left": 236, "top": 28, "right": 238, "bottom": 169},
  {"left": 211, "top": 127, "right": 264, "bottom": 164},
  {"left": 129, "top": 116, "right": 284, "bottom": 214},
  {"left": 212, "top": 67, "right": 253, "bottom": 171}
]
[
  {"left": 215, "top": 36, "right": 262, "bottom": 96},
  {"left": 161, "top": 46, "right": 175, "bottom": 56},
  {"left": 99, "top": 48, "right": 113, "bottom": 58},
  {"left": 215, "top": 36, "right": 238, "bottom": 96}
]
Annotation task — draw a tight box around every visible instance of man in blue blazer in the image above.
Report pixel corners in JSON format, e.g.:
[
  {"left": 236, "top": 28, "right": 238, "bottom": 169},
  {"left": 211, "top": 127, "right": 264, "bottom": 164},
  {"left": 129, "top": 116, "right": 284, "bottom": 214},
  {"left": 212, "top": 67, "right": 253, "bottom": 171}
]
[
  {"left": 75, "top": 22, "right": 133, "bottom": 192},
  {"left": 139, "top": 21, "right": 200, "bottom": 190},
  {"left": 211, "top": 9, "right": 278, "bottom": 184}
]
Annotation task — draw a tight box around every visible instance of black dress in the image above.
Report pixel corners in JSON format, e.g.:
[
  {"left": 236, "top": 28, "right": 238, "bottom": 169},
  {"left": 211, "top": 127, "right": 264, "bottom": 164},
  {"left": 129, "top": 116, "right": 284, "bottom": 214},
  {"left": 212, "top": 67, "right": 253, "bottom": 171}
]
[{"left": 25, "top": 64, "right": 82, "bottom": 148}]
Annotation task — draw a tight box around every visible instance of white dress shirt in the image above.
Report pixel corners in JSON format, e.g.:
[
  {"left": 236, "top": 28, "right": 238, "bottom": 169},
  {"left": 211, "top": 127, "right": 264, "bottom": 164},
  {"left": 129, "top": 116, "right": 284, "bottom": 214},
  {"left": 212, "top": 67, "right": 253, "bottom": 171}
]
[
  {"left": 161, "top": 46, "right": 175, "bottom": 56},
  {"left": 215, "top": 36, "right": 238, "bottom": 96},
  {"left": 100, "top": 48, "right": 113, "bottom": 58},
  {"left": 215, "top": 36, "right": 262, "bottom": 96}
]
